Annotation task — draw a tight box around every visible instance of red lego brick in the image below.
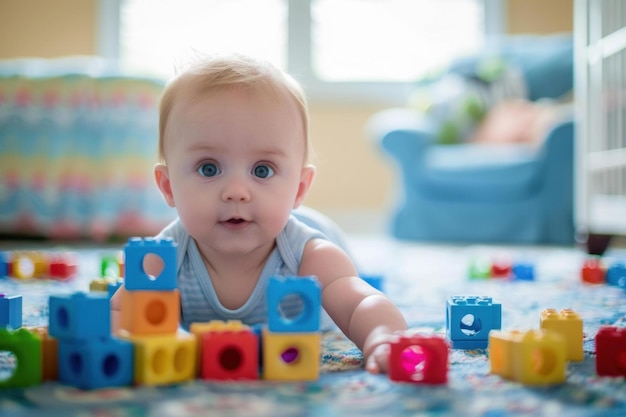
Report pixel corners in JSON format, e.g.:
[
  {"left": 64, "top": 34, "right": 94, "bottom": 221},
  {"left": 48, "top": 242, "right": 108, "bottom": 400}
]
[
  {"left": 48, "top": 253, "right": 77, "bottom": 280},
  {"left": 389, "top": 334, "right": 448, "bottom": 384},
  {"left": 581, "top": 257, "right": 606, "bottom": 284},
  {"left": 595, "top": 326, "right": 626, "bottom": 377},
  {"left": 200, "top": 329, "right": 259, "bottom": 380},
  {"left": 491, "top": 258, "right": 513, "bottom": 279}
]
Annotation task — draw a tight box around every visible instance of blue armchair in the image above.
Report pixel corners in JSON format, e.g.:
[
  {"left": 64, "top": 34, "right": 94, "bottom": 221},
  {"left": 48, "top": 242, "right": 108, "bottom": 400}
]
[{"left": 368, "top": 35, "right": 575, "bottom": 245}]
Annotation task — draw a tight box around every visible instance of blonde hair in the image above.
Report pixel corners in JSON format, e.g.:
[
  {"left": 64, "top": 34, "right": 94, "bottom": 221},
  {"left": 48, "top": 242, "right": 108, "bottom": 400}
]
[{"left": 158, "top": 54, "right": 310, "bottom": 164}]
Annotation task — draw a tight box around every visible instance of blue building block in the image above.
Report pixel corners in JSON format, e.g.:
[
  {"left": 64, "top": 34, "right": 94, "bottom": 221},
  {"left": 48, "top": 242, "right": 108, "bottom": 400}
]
[
  {"left": 124, "top": 237, "right": 177, "bottom": 291},
  {"left": 0, "top": 252, "right": 8, "bottom": 278},
  {"left": 0, "top": 294, "right": 22, "bottom": 329},
  {"left": 267, "top": 276, "right": 321, "bottom": 333},
  {"left": 108, "top": 280, "right": 123, "bottom": 299},
  {"left": 49, "top": 292, "right": 110, "bottom": 340},
  {"left": 512, "top": 262, "right": 535, "bottom": 281},
  {"left": 606, "top": 261, "right": 626, "bottom": 288},
  {"left": 446, "top": 296, "right": 501, "bottom": 349},
  {"left": 361, "top": 274, "right": 384, "bottom": 292},
  {"left": 58, "top": 337, "right": 134, "bottom": 390}
]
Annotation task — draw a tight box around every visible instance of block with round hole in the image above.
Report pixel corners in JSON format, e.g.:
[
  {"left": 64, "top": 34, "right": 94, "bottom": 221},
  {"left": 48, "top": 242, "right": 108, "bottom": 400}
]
[
  {"left": 124, "top": 237, "right": 177, "bottom": 291},
  {"left": 120, "top": 289, "right": 180, "bottom": 335},
  {"left": 0, "top": 327, "right": 42, "bottom": 388},
  {"left": 267, "top": 276, "right": 321, "bottom": 333},
  {"left": 200, "top": 325, "right": 259, "bottom": 380},
  {"left": 0, "top": 294, "right": 22, "bottom": 330},
  {"left": 446, "top": 295, "right": 501, "bottom": 349},
  {"left": 595, "top": 326, "right": 626, "bottom": 377},
  {"left": 540, "top": 308, "right": 583, "bottom": 361},
  {"left": 511, "top": 329, "right": 566, "bottom": 385},
  {"left": 262, "top": 328, "right": 320, "bottom": 381},
  {"left": 48, "top": 292, "right": 110, "bottom": 340},
  {"left": 191, "top": 320, "right": 247, "bottom": 376},
  {"left": 488, "top": 329, "right": 522, "bottom": 380},
  {"left": 122, "top": 331, "right": 196, "bottom": 386},
  {"left": 58, "top": 337, "right": 134, "bottom": 390},
  {"left": 388, "top": 334, "right": 449, "bottom": 384}
]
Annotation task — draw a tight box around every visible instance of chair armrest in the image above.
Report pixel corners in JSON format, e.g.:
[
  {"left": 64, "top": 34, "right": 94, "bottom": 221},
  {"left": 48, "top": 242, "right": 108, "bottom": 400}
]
[{"left": 366, "top": 108, "right": 439, "bottom": 160}]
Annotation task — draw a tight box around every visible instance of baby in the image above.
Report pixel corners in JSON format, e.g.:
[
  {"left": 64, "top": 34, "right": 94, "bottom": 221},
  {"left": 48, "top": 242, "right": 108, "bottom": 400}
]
[{"left": 111, "top": 54, "right": 407, "bottom": 373}]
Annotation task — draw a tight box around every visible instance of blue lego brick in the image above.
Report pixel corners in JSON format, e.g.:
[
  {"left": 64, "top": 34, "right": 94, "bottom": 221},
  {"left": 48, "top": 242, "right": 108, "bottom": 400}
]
[
  {"left": 58, "top": 337, "right": 134, "bottom": 390},
  {"left": 124, "top": 237, "right": 177, "bottom": 291},
  {"left": 0, "top": 294, "right": 22, "bottom": 330},
  {"left": 606, "top": 261, "right": 626, "bottom": 288},
  {"left": 361, "top": 274, "right": 384, "bottom": 292},
  {"left": 512, "top": 262, "right": 535, "bottom": 281},
  {"left": 446, "top": 296, "right": 501, "bottom": 349},
  {"left": 49, "top": 292, "right": 110, "bottom": 340},
  {"left": 0, "top": 252, "right": 8, "bottom": 278},
  {"left": 267, "top": 276, "right": 321, "bottom": 333},
  {"left": 108, "top": 280, "right": 123, "bottom": 299}
]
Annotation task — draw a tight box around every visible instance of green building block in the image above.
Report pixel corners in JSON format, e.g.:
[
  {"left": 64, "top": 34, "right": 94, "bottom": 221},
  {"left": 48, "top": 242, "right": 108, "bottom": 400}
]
[
  {"left": 468, "top": 257, "right": 492, "bottom": 280},
  {"left": 0, "top": 328, "right": 42, "bottom": 388}
]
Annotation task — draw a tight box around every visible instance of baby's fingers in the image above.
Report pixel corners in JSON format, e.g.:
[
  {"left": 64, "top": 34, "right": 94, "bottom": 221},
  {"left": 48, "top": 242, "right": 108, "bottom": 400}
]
[{"left": 365, "top": 343, "right": 391, "bottom": 374}]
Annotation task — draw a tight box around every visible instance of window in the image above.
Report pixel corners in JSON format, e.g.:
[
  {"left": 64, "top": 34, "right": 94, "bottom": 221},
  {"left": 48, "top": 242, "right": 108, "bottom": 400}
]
[{"left": 99, "top": 0, "right": 502, "bottom": 104}]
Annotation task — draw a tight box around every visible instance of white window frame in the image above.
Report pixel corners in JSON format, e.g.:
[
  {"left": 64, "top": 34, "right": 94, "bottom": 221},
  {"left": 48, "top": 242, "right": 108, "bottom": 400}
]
[{"left": 97, "top": 0, "right": 505, "bottom": 105}]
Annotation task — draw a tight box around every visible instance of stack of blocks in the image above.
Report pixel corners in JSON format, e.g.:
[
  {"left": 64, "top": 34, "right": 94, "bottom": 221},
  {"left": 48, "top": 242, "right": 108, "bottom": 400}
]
[{"left": 117, "top": 237, "right": 197, "bottom": 386}]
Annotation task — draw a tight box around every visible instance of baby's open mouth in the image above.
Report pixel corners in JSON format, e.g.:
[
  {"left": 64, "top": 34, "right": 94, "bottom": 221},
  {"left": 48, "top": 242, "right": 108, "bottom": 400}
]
[{"left": 226, "top": 218, "right": 246, "bottom": 224}]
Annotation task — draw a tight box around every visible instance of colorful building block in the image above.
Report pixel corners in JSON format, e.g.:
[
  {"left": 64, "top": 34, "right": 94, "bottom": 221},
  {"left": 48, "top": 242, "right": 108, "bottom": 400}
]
[
  {"left": 200, "top": 323, "right": 259, "bottom": 380},
  {"left": 101, "top": 253, "right": 123, "bottom": 279},
  {"left": 540, "top": 308, "right": 583, "bottom": 361},
  {"left": 267, "top": 276, "right": 321, "bottom": 333},
  {"left": 124, "top": 237, "right": 177, "bottom": 291},
  {"left": 0, "top": 294, "right": 22, "bottom": 330},
  {"left": 120, "top": 289, "right": 180, "bottom": 335},
  {"left": 262, "top": 328, "right": 320, "bottom": 381},
  {"left": 512, "top": 261, "right": 535, "bottom": 281},
  {"left": 489, "top": 329, "right": 522, "bottom": 380},
  {"left": 606, "top": 261, "right": 626, "bottom": 288},
  {"left": 595, "top": 326, "right": 626, "bottom": 377},
  {"left": 11, "top": 252, "right": 43, "bottom": 279},
  {"left": 0, "top": 328, "right": 42, "bottom": 388},
  {"left": 581, "top": 257, "right": 606, "bottom": 284},
  {"left": 28, "top": 327, "right": 58, "bottom": 381},
  {"left": 58, "top": 337, "right": 134, "bottom": 390},
  {"left": 491, "top": 258, "right": 512, "bottom": 279},
  {"left": 48, "top": 252, "right": 77, "bottom": 280},
  {"left": 0, "top": 252, "right": 8, "bottom": 278},
  {"left": 446, "top": 296, "right": 501, "bottom": 349},
  {"left": 468, "top": 257, "right": 491, "bottom": 279},
  {"left": 388, "top": 334, "right": 449, "bottom": 384},
  {"left": 361, "top": 274, "right": 384, "bottom": 292},
  {"left": 48, "top": 292, "right": 110, "bottom": 340},
  {"left": 121, "top": 331, "right": 196, "bottom": 386}
]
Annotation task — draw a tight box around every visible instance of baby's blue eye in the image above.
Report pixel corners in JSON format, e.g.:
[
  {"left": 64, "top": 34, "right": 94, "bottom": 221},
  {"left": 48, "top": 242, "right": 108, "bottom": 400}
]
[
  {"left": 198, "top": 162, "right": 220, "bottom": 177},
  {"left": 253, "top": 164, "right": 274, "bottom": 179}
]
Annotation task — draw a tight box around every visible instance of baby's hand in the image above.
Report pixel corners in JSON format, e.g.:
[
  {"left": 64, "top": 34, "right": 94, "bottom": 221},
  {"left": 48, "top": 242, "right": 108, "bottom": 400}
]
[{"left": 365, "top": 342, "right": 392, "bottom": 374}]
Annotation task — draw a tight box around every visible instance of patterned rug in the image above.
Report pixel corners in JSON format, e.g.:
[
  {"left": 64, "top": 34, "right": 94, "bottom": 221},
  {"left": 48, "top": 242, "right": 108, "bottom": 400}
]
[{"left": 1, "top": 236, "right": 626, "bottom": 417}]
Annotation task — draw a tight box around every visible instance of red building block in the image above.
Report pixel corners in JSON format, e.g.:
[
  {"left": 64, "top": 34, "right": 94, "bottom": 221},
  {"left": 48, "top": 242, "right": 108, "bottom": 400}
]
[
  {"left": 200, "top": 329, "right": 259, "bottom": 380},
  {"left": 389, "top": 334, "right": 449, "bottom": 384},
  {"left": 491, "top": 258, "right": 513, "bottom": 279},
  {"left": 595, "top": 326, "right": 626, "bottom": 377},
  {"left": 581, "top": 257, "right": 606, "bottom": 284},
  {"left": 48, "top": 252, "right": 77, "bottom": 280}
]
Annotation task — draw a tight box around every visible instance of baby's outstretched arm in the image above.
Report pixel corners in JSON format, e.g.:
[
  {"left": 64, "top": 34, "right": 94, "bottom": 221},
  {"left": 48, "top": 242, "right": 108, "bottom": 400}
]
[{"left": 299, "top": 239, "right": 408, "bottom": 373}]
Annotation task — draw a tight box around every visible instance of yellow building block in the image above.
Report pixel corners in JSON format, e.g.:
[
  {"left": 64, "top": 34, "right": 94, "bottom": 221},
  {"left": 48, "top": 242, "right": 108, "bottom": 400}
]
[
  {"left": 262, "top": 329, "right": 320, "bottom": 381},
  {"left": 12, "top": 251, "right": 47, "bottom": 279},
  {"left": 121, "top": 330, "right": 197, "bottom": 386},
  {"left": 512, "top": 330, "right": 567, "bottom": 386},
  {"left": 489, "top": 329, "right": 522, "bottom": 380},
  {"left": 540, "top": 308, "right": 583, "bottom": 361}
]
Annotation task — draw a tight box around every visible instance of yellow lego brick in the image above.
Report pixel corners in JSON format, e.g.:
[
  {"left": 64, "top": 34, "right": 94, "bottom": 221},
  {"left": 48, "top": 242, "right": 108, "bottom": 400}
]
[
  {"left": 489, "top": 329, "right": 522, "bottom": 380},
  {"left": 511, "top": 330, "right": 567, "bottom": 386},
  {"left": 262, "top": 329, "right": 320, "bottom": 381},
  {"left": 540, "top": 308, "right": 583, "bottom": 361},
  {"left": 120, "top": 330, "right": 197, "bottom": 386},
  {"left": 89, "top": 277, "right": 119, "bottom": 292}
]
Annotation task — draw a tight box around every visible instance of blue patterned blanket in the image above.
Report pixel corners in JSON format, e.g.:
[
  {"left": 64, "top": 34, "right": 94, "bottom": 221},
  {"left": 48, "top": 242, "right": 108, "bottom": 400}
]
[{"left": 1, "top": 237, "right": 625, "bottom": 417}]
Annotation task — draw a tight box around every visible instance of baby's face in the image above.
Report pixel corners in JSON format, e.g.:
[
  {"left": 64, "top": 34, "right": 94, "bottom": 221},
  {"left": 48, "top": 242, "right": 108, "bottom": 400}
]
[{"left": 160, "top": 87, "right": 310, "bottom": 255}]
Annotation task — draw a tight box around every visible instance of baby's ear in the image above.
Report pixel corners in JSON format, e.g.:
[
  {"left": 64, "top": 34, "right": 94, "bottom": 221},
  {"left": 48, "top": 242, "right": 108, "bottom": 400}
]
[
  {"left": 154, "top": 163, "right": 175, "bottom": 207},
  {"left": 293, "top": 164, "right": 316, "bottom": 208}
]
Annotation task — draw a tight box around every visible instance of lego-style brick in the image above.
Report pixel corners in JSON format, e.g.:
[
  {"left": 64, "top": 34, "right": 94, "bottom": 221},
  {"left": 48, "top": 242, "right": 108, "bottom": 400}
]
[
  {"left": 120, "top": 289, "right": 180, "bottom": 335},
  {"left": 48, "top": 252, "right": 77, "bottom": 280},
  {"left": 58, "top": 337, "right": 134, "bottom": 390},
  {"left": 0, "top": 294, "right": 22, "bottom": 330},
  {"left": 124, "top": 237, "right": 177, "bottom": 291},
  {"left": 11, "top": 251, "right": 47, "bottom": 279},
  {"left": 512, "top": 262, "right": 535, "bottom": 281},
  {"left": 0, "top": 328, "right": 42, "bottom": 388},
  {"left": 267, "top": 276, "right": 321, "bottom": 333},
  {"left": 511, "top": 330, "right": 566, "bottom": 386},
  {"left": 262, "top": 329, "right": 320, "bottom": 381},
  {"left": 606, "top": 261, "right": 626, "bottom": 288},
  {"left": 540, "top": 308, "right": 583, "bottom": 361},
  {"left": 101, "top": 253, "right": 123, "bottom": 279},
  {"left": 28, "top": 327, "right": 58, "bottom": 381},
  {"left": 122, "top": 331, "right": 196, "bottom": 386},
  {"left": 388, "top": 334, "right": 449, "bottom": 384},
  {"left": 595, "top": 326, "right": 626, "bottom": 377},
  {"left": 200, "top": 326, "right": 259, "bottom": 380},
  {"left": 581, "top": 257, "right": 606, "bottom": 284},
  {"left": 48, "top": 292, "right": 110, "bottom": 340},
  {"left": 468, "top": 257, "right": 491, "bottom": 280},
  {"left": 0, "top": 251, "right": 8, "bottom": 278},
  {"left": 191, "top": 320, "right": 247, "bottom": 376},
  {"left": 489, "top": 329, "right": 523, "bottom": 380},
  {"left": 446, "top": 296, "right": 501, "bottom": 349}
]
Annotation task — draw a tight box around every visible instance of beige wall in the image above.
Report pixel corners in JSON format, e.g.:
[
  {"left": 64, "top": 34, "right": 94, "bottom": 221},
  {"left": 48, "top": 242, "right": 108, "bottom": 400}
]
[{"left": 0, "top": 0, "right": 573, "bottom": 219}]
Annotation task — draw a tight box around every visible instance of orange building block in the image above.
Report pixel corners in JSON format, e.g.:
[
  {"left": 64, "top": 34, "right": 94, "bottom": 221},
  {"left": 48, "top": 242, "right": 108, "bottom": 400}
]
[
  {"left": 120, "top": 290, "right": 180, "bottom": 335},
  {"left": 28, "top": 327, "right": 58, "bottom": 381}
]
